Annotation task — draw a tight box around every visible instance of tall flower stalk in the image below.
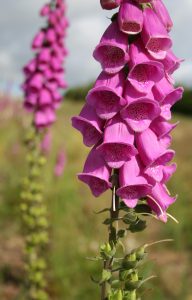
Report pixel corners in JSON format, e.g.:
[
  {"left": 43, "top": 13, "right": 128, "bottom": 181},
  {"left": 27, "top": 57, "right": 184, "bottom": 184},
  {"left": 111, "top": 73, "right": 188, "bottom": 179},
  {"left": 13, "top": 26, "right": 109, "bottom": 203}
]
[
  {"left": 21, "top": 1, "right": 68, "bottom": 299},
  {"left": 72, "top": 0, "right": 183, "bottom": 298}
]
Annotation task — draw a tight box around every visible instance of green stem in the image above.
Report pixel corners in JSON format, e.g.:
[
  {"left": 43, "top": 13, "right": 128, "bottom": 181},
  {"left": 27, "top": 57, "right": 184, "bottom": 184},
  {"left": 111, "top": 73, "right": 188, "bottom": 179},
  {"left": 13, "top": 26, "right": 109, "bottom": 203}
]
[{"left": 101, "top": 170, "right": 119, "bottom": 300}]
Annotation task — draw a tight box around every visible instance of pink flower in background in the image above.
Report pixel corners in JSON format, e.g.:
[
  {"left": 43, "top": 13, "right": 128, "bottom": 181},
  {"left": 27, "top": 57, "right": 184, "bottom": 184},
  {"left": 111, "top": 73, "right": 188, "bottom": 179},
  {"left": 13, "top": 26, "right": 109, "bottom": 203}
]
[
  {"left": 22, "top": 0, "right": 68, "bottom": 129},
  {"left": 72, "top": 0, "right": 184, "bottom": 221},
  {"left": 41, "top": 130, "right": 52, "bottom": 155},
  {"left": 54, "top": 148, "right": 66, "bottom": 177}
]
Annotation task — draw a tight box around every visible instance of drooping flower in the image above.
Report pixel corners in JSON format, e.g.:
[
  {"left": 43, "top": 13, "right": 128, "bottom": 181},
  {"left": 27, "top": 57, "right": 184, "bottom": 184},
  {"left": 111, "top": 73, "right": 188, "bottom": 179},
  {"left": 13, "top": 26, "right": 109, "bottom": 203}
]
[
  {"left": 72, "top": 103, "right": 104, "bottom": 147},
  {"left": 117, "top": 156, "right": 152, "bottom": 208},
  {"left": 97, "top": 114, "right": 137, "bottom": 168},
  {"left": 152, "top": 0, "right": 173, "bottom": 32},
  {"left": 87, "top": 71, "right": 126, "bottom": 119},
  {"left": 128, "top": 39, "right": 164, "bottom": 94},
  {"left": 147, "top": 183, "right": 176, "bottom": 222},
  {"left": 121, "top": 81, "right": 160, "bottom": 132},
  {"left": 93, "top": 20, "right": 129, "bottom": 74},
  {"left": 118, "top": 0, "right": 143, "bottom": 35},
  {"left": 78, "top": 147, "right": 112, "bottom": 197},
  {"left": 142, "top": 7, "right": 172, "bottom": 59}
]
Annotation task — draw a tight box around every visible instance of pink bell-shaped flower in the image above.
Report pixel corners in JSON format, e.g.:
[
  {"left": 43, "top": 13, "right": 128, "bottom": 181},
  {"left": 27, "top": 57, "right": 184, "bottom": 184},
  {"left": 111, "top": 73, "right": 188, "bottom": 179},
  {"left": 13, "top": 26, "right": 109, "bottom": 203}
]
[
  {"left": 40, "top": 4, "right": 51, "bottom": 17},
  {"left": 32, "top": 30, "right": 45, "bottom": 49},
  {"left": 162, "top": 50, "right": 184, "bottom": 75},
  {"left": 38, "top": 88, "right": 52, "bottom": 106},
  {"left": 38, "top": 48, "right": 51, "bottom": 63},
  {"left": 29, "top": 73, "right": 44, "bottom": 90},
  {"left": 152, "top": 78, "right": 184, "bottom": 120},
  {"left": 144, "top": 150, "right": 175, "bottom": 183},
  {"left": 46, "top": 28, "right": 57, "bottom": 44},
  {"left": 93, "top": 20, "right": 129, "bottom": 74},
  {"left": 78, "top": 147, "right": 112, "bottom": 197},
  {"left": 147, "top": 183, "right": 176, "bottom": 222},
  {"left": 128, "top": 39, "right": 164, "bottom": 94},
  {"left": 136, "top": 128, "right": 175, "bottom": 167},
  {"left": 117, "top": 156, "right": 152, "bottom": 208},
  {"left": 121, "top": 81, "right": 160, "bottom": 132},
  {"left": 87, "top": 71, "right": 126, "bottom": 120},
  {"left": 23, "top": 58, "right": 37, "bottom": 75},
  {"left": 150, "top": 117, "right": 179, "bottom": 138},
  {"left": 118, "top": 0, "right": 143, "bottom": 35},
  {"left": 142, "top": 8, "right": 172, "bottom": 59},
  {"left": 72, "top": 103, "right": 104, "bottom": 147},
  {"left": 35, "top": 107, "right": 56, "bottom": 128},
  {"left": 152, "top": 0, "right": 173, "bottom": 32},
  {"left": 162, "top": 163, "right": 177, "bottom": 183},
  {"left": 97, "top": 114, "right": 137, "bottom": 168},
  {"left": 159, "top": 134, "right": 172, "bottom": 149}
]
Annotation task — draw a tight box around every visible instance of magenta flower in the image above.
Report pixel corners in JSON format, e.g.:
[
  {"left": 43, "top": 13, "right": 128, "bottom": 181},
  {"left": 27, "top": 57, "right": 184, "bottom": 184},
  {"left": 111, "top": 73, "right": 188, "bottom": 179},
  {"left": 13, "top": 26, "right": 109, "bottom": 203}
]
[
  {"left": 136, "top": 128, "right": 175, "bottom": 167},
  {"left": 87, "top": 71, "right": 126, "bottom": 119},
  {"left": 121, "top": 81, "right": 160, "bottom": 132},
  {"left": 142, "top": 7, "right": 172, "bottom": 59},
  {"left": 152, "top": 78, "right": 184, "bottom": 120},
  {"left": 100, "top": 0, "right": 122, "bottom": 10},
  {"left": 72, "top": 103, "right": 104, "bottom": 147},
  {"left": 41, "top": 130, "right": 52, "bottom": 155},
  {"left": 118, "top": 0, "right": 143, "bottom": 35},
  {"left": 22, "top": 0, "right": 68, "bottom": 129},
  {"left": 73, "top": 1, "right": 184, "bottom": 221},
  {"left": 128, "top": 39, "right": 164, "bottom": 94},
  {"left": 54, "top": 149, "right": 66, "bottom": 177},
  {"left": 97, "top": 114, "right": 137, "bottom": 169},
  {"left": 93, "top": 20, "right": 129, "bottom": 74},
  {"left": 150, "top": 117, "right": 179, "bottom": 139},
  {"left": 35, "top": 107, "right": 56, "bottom": 128},
  {"left": 117, "top": 156, "right": 152, "bottom": 208},
  {"left": 147, "top": 183, "right": 176, "bottom": 222},
  {"left": 162, "top": 50, "right": 184, "bottom": 76},
  {"left": 152, "top": 0, "right": 173, "bottom": 32},
  {"left": 78, "top": 147, "right": 112, "bottom": 197}
]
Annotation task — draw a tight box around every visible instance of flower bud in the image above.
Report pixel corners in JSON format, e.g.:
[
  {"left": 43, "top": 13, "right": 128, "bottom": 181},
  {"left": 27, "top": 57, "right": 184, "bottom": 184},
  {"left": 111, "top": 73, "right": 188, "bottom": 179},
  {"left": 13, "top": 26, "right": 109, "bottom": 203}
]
[{"left": 100, "top": 0, "right": 122, "bottom": 10}]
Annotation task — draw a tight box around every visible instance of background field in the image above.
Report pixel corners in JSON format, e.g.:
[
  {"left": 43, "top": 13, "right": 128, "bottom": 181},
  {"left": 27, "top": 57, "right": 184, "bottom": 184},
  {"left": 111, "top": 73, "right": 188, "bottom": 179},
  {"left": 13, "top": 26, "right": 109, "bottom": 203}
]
[{"left": 0, "top": 92, "right": 192, "bottom": 300}]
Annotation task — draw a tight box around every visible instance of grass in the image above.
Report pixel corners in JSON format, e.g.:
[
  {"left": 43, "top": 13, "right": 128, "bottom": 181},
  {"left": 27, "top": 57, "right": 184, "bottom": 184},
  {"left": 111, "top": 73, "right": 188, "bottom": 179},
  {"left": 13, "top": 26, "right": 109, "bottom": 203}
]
[{"left": 0, "top": 100, "right": 192, "bottom": 299}]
